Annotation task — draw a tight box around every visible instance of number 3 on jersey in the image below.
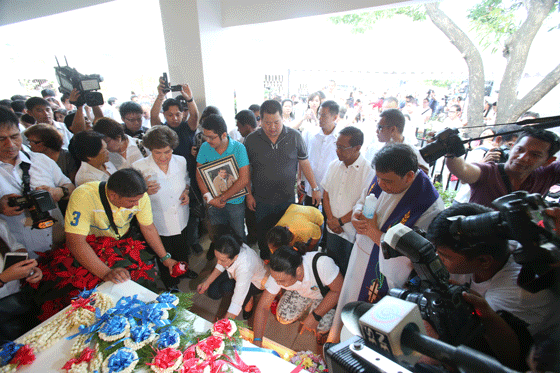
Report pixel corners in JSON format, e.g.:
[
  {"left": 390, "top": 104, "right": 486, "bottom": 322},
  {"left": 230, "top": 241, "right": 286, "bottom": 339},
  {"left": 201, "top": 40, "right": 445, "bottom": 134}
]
[{"left": 70, "top": 211, "right": 81, "bottom": 226}]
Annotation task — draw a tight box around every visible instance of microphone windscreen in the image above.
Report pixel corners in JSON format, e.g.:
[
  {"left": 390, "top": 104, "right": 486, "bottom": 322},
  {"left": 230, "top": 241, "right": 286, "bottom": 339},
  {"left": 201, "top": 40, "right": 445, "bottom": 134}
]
[{"left": 341, "top": 301, "right": 373, "bottom": 336}]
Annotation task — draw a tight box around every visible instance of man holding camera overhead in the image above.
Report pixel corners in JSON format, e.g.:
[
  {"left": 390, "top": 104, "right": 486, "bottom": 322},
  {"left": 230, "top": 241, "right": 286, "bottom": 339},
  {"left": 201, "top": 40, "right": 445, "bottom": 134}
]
[
  {"left": 150, "top": 75, "right": 203, "bottom": 254},
  {"left": 0, "top": 107, "right": 75, "bottom": 259},
  {"left": 446, "top": 127, "right": 560, "bottom": 208}
]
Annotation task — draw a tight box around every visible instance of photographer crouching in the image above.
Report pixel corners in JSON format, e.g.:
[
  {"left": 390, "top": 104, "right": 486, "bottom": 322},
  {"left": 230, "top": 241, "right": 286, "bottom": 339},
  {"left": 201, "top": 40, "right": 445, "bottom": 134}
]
[{"left": 424, "top": 203, "right": 560, "bottom": 370}]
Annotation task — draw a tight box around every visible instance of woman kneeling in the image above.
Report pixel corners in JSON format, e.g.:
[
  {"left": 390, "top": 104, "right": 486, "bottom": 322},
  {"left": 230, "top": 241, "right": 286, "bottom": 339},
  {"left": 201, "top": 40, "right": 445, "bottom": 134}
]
[{"left": 252, "top": 246, "right": 343, "bottom": 346}]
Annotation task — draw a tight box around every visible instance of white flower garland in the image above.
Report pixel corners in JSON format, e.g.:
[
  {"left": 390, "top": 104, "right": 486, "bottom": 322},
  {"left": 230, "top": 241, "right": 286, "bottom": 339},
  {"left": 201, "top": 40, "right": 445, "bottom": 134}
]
[
  {"left": 211, "top": 319, "right": 237, "bottom": 338},
  {"left": 98, "top": 317, "right": 131, "bottom": 342},
  {"left": 149, "top": 350, "right": 183, "bottom": 373},
  {"left": 195, "top": 337, "right": 225, "bottom": 360},
  {"left": 17, "top": 292, "right": 114, "bottom": 353},
  {"left": 123, "top": 326, "right": 157, "bottom": 351},
  {"left": 101, "top": 348, "right": 138, "bottom": 373}
]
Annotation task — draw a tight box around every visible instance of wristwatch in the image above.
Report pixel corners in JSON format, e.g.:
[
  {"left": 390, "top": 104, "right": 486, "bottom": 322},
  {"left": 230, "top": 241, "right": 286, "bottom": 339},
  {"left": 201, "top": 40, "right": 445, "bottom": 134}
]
[
  {"left": 312, "top": 186, "right": 320, "bottom": 192},
  {"left": 312, "top": 311, "right": 322, "bottom": 322},
  {"left": 60, "top": 186, "right": 70, "bottom": 199}
]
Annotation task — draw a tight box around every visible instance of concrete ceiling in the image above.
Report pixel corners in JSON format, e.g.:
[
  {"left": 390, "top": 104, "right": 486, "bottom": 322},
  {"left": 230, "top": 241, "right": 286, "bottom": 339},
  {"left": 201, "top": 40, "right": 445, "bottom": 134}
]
[{"left": 0, "top": 0, "right": 418, "bottom": 28}]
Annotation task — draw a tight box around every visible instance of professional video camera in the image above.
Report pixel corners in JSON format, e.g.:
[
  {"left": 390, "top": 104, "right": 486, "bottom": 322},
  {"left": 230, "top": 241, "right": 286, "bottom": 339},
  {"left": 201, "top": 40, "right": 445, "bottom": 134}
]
[
  {"left": 162, "top": 72, "right": 182, "bottom": 94},
  {"left": 381, "top": 224, "right": 482, "bottom": 346},
  {"left": 324, "top": 297, "right": 519, "bottom": 373},
  {"left": 8, "top": 190, "right": 57, "bottom": 229},
  {"left": 449, "top": 191, "right": 560, "bottom": 294},
  {"left": 54, "top": 56, "right": 104, "bottom": 107}
]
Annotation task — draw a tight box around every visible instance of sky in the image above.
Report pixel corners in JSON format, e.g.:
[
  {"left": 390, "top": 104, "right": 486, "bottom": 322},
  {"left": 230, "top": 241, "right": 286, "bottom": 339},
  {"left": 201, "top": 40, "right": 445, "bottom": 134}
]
[{"left": 1, "top": 0, "right": 559, "bottom": 103}]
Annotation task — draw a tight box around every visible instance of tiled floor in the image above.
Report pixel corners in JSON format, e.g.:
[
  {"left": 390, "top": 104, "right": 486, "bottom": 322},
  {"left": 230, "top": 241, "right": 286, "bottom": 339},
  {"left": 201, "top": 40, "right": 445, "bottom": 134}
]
[{"left": 172, "top": 233, "right": 322, "bottom": 356}]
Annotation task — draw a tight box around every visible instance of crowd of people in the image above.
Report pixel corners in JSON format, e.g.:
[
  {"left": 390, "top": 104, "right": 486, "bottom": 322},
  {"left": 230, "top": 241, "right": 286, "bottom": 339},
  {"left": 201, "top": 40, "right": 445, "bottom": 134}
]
[{"left": 0, "top": 78, "right": 559, "bottom": 372}]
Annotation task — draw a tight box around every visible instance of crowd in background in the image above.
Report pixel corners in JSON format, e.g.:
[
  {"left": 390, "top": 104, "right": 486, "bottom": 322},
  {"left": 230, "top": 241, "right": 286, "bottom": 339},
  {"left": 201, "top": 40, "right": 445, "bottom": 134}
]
[{"left": 0, "top": 76, "right": 558, "bottom": 373}]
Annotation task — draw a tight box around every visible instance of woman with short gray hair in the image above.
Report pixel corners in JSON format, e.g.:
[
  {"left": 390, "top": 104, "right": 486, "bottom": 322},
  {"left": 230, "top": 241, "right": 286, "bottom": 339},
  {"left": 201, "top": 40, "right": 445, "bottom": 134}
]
[{"left": 133, "top": 126, "right": 197, "bottom": 291}]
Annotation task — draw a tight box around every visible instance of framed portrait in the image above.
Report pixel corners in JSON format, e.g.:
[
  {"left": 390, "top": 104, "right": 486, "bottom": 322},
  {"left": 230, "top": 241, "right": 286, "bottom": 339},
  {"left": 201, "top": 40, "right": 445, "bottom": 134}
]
[{"left": 197, "top": 155, "right": 248, "bottom": 200}]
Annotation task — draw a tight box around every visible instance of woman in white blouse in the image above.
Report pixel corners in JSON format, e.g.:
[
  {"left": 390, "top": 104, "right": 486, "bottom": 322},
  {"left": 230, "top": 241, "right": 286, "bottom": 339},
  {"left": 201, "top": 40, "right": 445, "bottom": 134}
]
[
  {"left": 73, "top": 130, "right": 117, "bottom": 186},
  {"left": 197, "top": 225, "right": 267, "bottom": 320},
  {"left": 133, "top": 126, "right": 197, "bottom": 291}
]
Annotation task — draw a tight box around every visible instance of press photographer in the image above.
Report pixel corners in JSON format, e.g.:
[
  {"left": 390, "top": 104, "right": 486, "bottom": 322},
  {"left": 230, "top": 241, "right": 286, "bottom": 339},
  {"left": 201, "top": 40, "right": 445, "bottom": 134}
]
[
  {"left": 453, "top": 125, "right": 521, "bottom": 204},
  {"left": 0, "top": 107, "right": 74, "bottom": 259},
  {"left": 444, "top": 127, "right": 560, "bottom": 208},
  {"left": 425, "top": 202, "right": 560, "bottom": 369}
]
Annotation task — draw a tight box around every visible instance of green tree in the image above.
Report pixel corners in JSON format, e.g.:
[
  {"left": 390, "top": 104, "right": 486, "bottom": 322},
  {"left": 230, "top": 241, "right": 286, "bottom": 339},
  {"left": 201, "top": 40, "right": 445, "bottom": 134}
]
[{"left": 331, "top": 0, "right": 560, "bottom": 132}]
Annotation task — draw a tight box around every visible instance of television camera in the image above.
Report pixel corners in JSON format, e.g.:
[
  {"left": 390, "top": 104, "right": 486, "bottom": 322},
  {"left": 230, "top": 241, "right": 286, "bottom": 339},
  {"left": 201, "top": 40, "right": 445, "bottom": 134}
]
[
  {"left": 381, "top": 224, "right": 482, "bottom": 346},
  {"left": 324, "top": 190, "right": 560, "bottom": 372},
  {"left": 324, "top": 297, "right": 519, "bottom": 373},
  {"left": 54, "top": 56, "right": 104, "bottom": 107}
]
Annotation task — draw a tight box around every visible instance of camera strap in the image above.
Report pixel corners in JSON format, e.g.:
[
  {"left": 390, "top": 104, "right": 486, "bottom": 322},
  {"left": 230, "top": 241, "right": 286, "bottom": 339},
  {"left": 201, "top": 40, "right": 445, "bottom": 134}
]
[
  {"left": 135, "top": 139, "right": 148, "bottom": 158},
  {"left": 497, "top": 163, "right": 514, "bottom": 194},
  {"left": 312, "top": 252, "right": 331, "bottom": 297},
  {"left": 98, "top": 181, "right": 121, "bottom": 239},
  {"left": 18, "top": 152, "right": 32, "bottom": 195}
]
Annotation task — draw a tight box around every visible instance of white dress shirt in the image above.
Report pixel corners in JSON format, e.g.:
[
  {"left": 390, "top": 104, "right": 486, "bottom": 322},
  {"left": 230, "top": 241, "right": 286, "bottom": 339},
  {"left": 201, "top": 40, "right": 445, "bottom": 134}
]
[
  {"left": 302, "top": 125, "right": 340, "bottom": 196},
  {"left": 365, "top": 136, "right": 429, "bottom": 171},
  {"left": 109, "top": 135, "right": 148, "bottom": 170},
  {"left": 133, "top": 154, "right": 189, "bottom": 236},
  {"left": 321, "top": 154, "right": 374, "bottom": 243},
  {"left": 75, "top": 161, "right": 117, "bottom": 187},
  {"left": 0, "top": 151, "right": 71, "bottom": 258},
  {"left": 53, "top": 121, "right": 73, "bottom": 149}
]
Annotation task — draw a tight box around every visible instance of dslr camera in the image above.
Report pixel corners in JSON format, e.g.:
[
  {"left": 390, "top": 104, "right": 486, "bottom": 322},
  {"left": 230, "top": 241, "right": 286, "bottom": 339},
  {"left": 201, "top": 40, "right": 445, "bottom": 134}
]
[
  {"left": 54, "top": 56, "right": 104, "bottom": 107},
  {"left": 484, "top": 145, "right": 510, "bottom": 163},
  {"left": 381, "top": 224, "right": 482, "bottom": 345},
  {"left": 8, "top": 190, "right": 57, "bottom": 229},
  {"left": 420, "top": 128, "right": 466, "bottom": 164}
]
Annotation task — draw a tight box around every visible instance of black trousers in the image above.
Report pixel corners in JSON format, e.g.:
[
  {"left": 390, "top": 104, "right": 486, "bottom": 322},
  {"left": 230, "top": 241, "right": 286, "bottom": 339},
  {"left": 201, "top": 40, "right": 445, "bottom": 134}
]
[
  {"left": 207, "top": 271, "right": 263, "bottom": 311},
  {"left": 303, "top": 195, "right": 328, "bottom": 248}
]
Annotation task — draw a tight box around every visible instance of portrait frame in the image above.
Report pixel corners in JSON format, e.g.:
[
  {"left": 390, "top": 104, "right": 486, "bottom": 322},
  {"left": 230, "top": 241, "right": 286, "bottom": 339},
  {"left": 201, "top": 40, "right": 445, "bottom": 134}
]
[{"left": 197, "top": 155, "right": 248, "bottom": 200}]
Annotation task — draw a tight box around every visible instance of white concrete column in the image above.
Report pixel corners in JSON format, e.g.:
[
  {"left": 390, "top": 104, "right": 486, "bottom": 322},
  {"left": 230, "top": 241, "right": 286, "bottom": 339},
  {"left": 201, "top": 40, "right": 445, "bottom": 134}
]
[{"left": 158, "top": 0, "right": 237, "bottom": 128}]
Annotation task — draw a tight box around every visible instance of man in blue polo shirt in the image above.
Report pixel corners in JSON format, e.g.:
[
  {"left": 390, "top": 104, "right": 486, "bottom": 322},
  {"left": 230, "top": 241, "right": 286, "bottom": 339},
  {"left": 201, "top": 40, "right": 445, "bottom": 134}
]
[{"left": 196, "top": 114, "right": 250, "bottom": 240}]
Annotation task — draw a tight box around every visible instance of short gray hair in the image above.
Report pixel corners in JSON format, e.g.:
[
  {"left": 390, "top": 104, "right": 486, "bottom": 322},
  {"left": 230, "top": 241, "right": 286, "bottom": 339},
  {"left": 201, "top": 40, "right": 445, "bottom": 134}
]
[{"left": 142, "top": 125, "right": 179, "bottom": 150}]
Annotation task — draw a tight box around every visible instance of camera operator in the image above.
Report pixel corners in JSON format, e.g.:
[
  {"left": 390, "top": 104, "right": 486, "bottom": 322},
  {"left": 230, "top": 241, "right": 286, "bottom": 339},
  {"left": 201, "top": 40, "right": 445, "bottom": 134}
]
[
  {"left": 446, "top": 127, "right": 560, "bottom": 208},
  {"left": 67, "top": 89, "right": 103, "bottom": 134},
  {"left": 425, "top": 203, "right": 560, "bottom": 369},
  {"left": 0, "top": 107, "right": 75, "bottom": 259},
  {"left": 454, "top": 125, "right": 521, "bottom": 204},
  {"left": 150, "top": 77, "right": 204, "bottom": 255}
]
